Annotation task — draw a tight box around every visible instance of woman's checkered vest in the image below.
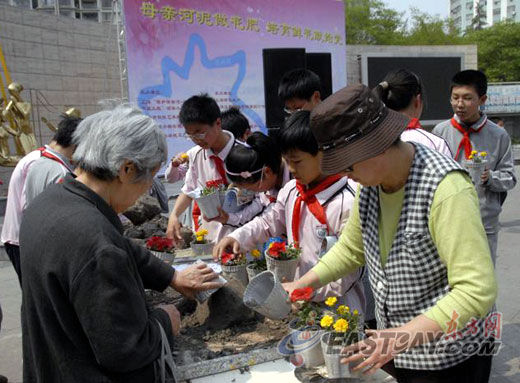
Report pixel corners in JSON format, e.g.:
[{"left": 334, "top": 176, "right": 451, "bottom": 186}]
[{"left": 359, "top": 143, "right": 488, "bottom": 370}]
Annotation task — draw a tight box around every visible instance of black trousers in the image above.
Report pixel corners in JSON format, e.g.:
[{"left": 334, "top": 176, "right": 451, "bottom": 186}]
[
  {"left": 383, "top": 349, "right": 493, "bottom": 383},
  {"left": 5, "top": 243, "right": 22, "bottom": 287}
]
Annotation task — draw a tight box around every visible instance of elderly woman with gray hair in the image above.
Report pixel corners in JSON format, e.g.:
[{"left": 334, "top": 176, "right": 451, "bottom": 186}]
[{"left": 19, "top": 105, "right": 221, "bottom": 383}]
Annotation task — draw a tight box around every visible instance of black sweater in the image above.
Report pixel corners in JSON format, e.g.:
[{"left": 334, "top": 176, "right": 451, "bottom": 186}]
[{"left": 20, "top": 177, "right": 175, "bottom": 382}]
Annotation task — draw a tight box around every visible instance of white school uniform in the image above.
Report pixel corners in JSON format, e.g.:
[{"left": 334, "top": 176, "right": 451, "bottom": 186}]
[
  {"left": 181, "top": 131, "right": 235, "bottom": 243},
  {"left": 229, "top": 177, "right": 365, "bottom": 313}
]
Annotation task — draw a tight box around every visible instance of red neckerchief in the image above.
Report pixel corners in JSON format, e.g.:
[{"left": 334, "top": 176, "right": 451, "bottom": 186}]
[
  {"left": 450, "top": 117, "right": 487, "bottom": 160},
  {"left": 291, "top": 175, "right": 343, "bottom": 248},
  {"left": 209, "top": 155, "right": 229, "bottom": 185},
  {"left": 406, "top": 118, "right": 422, "bottom": 130},
  {"left": 39, "top": 147, "right": 74, "bottom": 172}
]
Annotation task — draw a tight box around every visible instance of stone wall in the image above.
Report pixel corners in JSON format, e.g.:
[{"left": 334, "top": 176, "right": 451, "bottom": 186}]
[{"left": 0, "top": 4, "right": 120, "bottom": 195}]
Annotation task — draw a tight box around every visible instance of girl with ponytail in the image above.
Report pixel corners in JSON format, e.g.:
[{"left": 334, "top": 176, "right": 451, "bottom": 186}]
[{"left": 374, "top": 69, "right": 452, "bottom": 156}]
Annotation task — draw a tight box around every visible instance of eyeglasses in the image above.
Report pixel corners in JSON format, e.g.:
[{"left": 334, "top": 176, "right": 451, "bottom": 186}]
[
  {"left": 186, "top": 131, "right": 207, "bottom": 140},
  {"left": 450, "top": 96, "right": 477, "bottom": 104}
]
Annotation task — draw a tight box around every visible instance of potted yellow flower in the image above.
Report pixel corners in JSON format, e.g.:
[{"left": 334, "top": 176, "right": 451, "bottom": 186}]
[
  {"left": 463, "top": 150, "right": 488, "bottom": 187},
  {"left": 246, "top": 249, "right": 267, "bottom": 280},
  {"left": 190, "top": 229, "right": 212, "bottom": 256},
  {"left": 319, "top": 297, "right": 363, "bottom": 379}
]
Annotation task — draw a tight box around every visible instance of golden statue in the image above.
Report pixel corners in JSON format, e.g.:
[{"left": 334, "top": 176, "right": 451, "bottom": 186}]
[
  {"left": 2, "top": 82, "right": 38, "bottom": 156},
  {"left": 41, "top": 107, "right": 82, "bottom": 132},
  {"left": 0, "top": 97, "right": 22, "bottom": 166}
]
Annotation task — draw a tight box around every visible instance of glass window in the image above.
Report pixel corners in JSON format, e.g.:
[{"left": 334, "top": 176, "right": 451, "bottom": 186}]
[
  {"left": 101, "top": 0, "right": 111, "bottom": 8},
  {"left": 82, "top": 11, "right": 99, "bottom": 21},
  {"left": 101, "top": 11, "right": 113, "bottom": 22},
  {"left": 80, "top": 0, "right": 97, "bottom": 9},
  {"left": 38, "top": 0, "right": 55, "bottom": 6}
]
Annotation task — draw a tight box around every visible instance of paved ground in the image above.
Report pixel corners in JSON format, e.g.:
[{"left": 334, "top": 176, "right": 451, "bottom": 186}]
[{"left": 1, "top": 172, "right": 519, "bottom": 382}]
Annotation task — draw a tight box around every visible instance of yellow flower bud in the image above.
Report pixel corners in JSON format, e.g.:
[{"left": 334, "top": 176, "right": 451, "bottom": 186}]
[
  {"left": 480, "top": 151, "right": 487, "bottom": 157},
  {"left": 251, "top": 249, "right": 261, "bottom": 258},
  {"left": 337, "top": 305, "right": 348, "bottom": 315},
  {"left": 471, "top": 150, "right": 478, "bottom": 155}
]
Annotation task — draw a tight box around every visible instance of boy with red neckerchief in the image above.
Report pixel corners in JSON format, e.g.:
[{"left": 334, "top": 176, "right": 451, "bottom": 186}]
[
  {"left": 214, "top": 111, "right": 365, "bottom": 312},
  {"left": 433, "top": 70, "right": 516, "bottom": 265},
  {"left": 166, "top": 94, "right": 235, "bottom": 244}
]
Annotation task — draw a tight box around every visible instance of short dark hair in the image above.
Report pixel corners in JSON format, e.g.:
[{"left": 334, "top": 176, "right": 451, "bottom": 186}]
[
  {"left": 179, "top": 93, "right": 221, "bottom": 126},
  {"left": 225, "top": 132, "right": 282, "bottom": 183},
  {"left": 52, "top": 115, "right": 82, "bottom": 147},
  {"left": 278, "top": 110, "right": 318, "bottom": 155},
  {"left": 451, "top": 70, "right": 487, "bottom": 97},
  {"left": 278, "top": 68, "right": 321, "bottom": 103},
  {"left": 221, "top": 107, "right": 250, "bottom": 139},
  {"left": 374, "top": 69, "right": 423, "bottom": 111}
]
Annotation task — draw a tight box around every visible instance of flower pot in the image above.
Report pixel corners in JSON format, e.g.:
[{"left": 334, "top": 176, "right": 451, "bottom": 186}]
[
  {"left": 190, "top": 241, "right": 213, "bottom": 256},
  {"left": 462, "top": 160, "right": 488, "bottom": 187},
  {"left": 320, "top": 332, "right": 363, "bottom": 379},
  {"left": 150, "top": 250, "right": 176, "bottom": 266},
  {"left": 289, "top": 319, "right": 324, "bottom": 368},
  {"left": 221, "top": 263, "right": 248, "bottom": 286},
  {"left": 196, "top": 191, "right": 221, "bottom": 219},
  {"left": 265, "top": 250, "right": 299, "bottom": 282},
  {"left": 243, "top": 270, "right": 290, "bottom": 320},
  {"left": 246, "top": 264, "right": 264, "bottom": 281}
]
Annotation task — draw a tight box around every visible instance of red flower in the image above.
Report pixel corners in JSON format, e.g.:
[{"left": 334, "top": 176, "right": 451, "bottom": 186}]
[
  {"left": 290, "top": 287, "right": 314, "bottom": 303},
  {"left": 205, "top": 179, "right": 224, "bottom": 189},
  {"left": 221, "top": 252, "right": 234, "bottom": 265},
  {"left": 268, "top": 242, "right": 286, "bottom": 258},
  {"left": 146, "top": 236, "right": 173, "bottom": 252}
]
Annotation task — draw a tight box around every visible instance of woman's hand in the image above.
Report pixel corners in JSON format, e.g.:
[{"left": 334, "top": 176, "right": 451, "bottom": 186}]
[
  {"left": 170, "top": 263, "right": 223, "bottom": 299},
  {"left": 340, "top": 328, "right": 399, "bottom": 376},
  {"left": 212, "top": 236, "right": 241, "bottom": 261},
  {"left": 341, "top": 315, "right": 443, "bottom": 375},
  {"left": 158, "top": 304, "right": 181, "bottom": 336}
]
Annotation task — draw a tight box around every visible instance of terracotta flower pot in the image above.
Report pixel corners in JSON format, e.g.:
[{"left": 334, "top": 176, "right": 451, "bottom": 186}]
[
  {"left": 150, "top": 250, "right": 175, "bottom": 266},
  {"left": 221, "top": 263, "right": 248, "bottom": 286},
  {"left": 288, "top": 319, "right": 324, "bottom": 368},
  {"left": 265, "top": 250, "right": 299, "bottom": 282}
]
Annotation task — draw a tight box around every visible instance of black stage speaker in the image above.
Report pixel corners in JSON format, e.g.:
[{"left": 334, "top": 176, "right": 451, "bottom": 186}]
[
  {"left": 262, "top": 48, "right": 306, "bottom": 134},
  {"left": 305, "top": 52, "right": 333, "bottom": 100}
]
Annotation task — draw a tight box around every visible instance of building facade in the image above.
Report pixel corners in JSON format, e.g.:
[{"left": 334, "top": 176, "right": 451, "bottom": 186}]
[
  {"left": 0, "top": 0, "right": 114, "bottom": 22},
  {"left": 450, "top": 0, "right": 520, "bottom": 32}
]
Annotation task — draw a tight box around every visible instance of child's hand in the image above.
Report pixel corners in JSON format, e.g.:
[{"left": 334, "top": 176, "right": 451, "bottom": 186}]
[
  {"left": 171, "top": 153, "right": 189, "bottom": 167},
  {"left": 213, "top": 236, "right": 240, "bottom": 262},
  {"left": 204, "top": 207, "right": 228, "bottom": 224}
]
